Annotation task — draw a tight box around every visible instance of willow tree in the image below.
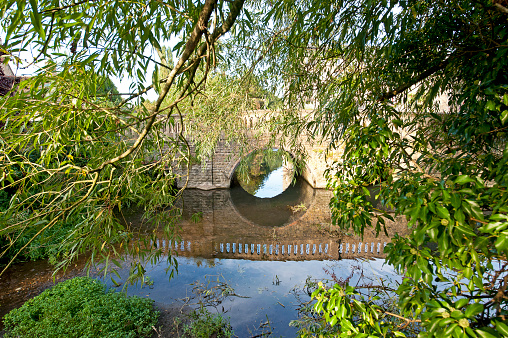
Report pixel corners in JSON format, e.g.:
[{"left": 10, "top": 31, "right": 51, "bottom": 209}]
[
  {"left": 245, "top": 0, "right": 507, "bottom": 336},
  {"left": 0, "top": 0, "right": 250, "bottom": 278},
  {"left": 1, "top": 0, "right": 508, "bottom": 335}
]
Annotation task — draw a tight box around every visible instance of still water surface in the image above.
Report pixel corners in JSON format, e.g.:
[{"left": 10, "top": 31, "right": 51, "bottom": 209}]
[
  {"left": 107, "top": 178, "right": 406, "bottom": 337},
  {"left": 0, "top": 177, "right": 407, "bottom": 336},
  {"left": 234, "top": 148, "right": 294, "bottom": 199},
  {"left": 116, "top": 256, "right": 395, "bottom": 337},
  {"left": 253, "top": 166, "right": 286, "bottom": 198}
]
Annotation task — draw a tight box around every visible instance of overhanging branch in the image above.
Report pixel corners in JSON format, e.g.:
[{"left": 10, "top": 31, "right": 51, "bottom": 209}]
[{"left": 377, "top": 56, "right": 451, "bottom": 102}]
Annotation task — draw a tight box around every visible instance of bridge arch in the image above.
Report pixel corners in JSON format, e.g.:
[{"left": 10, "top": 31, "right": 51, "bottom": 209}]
[
  {"left": 226, "top": 147, "right": 318, "bottom": 191},
  {"left": 169, "top": 110, "right": 336, "bottom": 190}
]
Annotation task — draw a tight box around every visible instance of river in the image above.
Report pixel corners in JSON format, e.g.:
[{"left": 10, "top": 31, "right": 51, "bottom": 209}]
[{"left": 0, "top": 176, "right": 408, "bottom": 336}]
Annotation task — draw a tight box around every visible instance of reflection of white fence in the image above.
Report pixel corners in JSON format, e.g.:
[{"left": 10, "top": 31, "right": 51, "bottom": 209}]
[
  {"left": 149, "top": 239, "right": 389, "bottom": 258},
  {"left": 339, "top": 242, "right": 387, "bottom": 255},
  {"left": 151, "top": 239, "right": 191, "bottom": 251},
  {"left": 218, "top": 242, "right": 329, "bottom": 256}
]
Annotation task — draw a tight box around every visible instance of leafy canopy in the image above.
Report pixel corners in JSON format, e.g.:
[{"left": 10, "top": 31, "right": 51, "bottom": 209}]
[
  {"left": 0, "top": 0, "right": 250, "bottom": 277},
  {"left": 250, "top": 0, "right": 507, "bottom": 336},
  {"left": 1, "top": 0, "right": 508, "bottom": 336}
]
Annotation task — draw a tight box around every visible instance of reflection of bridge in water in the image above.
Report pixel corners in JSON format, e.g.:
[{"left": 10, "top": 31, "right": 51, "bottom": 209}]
[
  {"left": 133, "top": 179, "right": 408, "bottom": 261},
  {"left": 151, "top": 237, "right": 390, "bottom": 261}
]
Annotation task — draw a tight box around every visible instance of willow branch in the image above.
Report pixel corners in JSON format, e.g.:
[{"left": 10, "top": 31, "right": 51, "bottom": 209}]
[
  {"left": 42, "top": 0, "right": 97, "bottom": 14},
  {"left": 377, "top": 56, "right": 452, "bottom": 102},
  {"left": 0, "top": 172, "right": 99, "bottom": 276},
  {"left": 90, "top": 0, "right": 219, "bottom": 174}
]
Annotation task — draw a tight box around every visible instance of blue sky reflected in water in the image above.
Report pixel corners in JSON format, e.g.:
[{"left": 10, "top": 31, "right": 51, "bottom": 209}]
[
  {"left": 108, "top": 257, "right": 400, "bottom": 337},
  {"left": 235, "top": 149, "right": 294, "bottom": 198},
  {"left": 254, "top": 166, "right": 285, "bottom": 198}
]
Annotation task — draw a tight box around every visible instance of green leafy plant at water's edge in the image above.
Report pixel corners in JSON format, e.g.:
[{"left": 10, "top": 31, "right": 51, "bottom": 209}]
[
  {"left": 0, "top": 164, "right": 82, "bottom": 266},
  {"left": 182, "top": 307, "right": 234, "bottom": 338},
  {"left": 2, "top": 277, "right": 159, "bottom": 338},
  {"left": 0, "top": 218, "right": 76, "bottom": 266}
]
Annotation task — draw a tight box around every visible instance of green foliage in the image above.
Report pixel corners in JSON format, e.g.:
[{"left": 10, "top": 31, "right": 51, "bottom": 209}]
[
  {"left": 0, "top": 0, "right": 249, "bottom": 277},
  {"left": 1, "top": 0, "right": 507, "bottom": 335},
  {"left": 0, "top": 0, "right": 279, "bottom": 280},
  {"left": 290, "top": 271, "right": 415, "bottom": 337},
  {"left": 3, "top": 277, "right": 159, "bottom": 338},
  {"left": 148, "top": 68, "right": 282, "bottom": 164},
  {"left": 95, "top": 76, "right": 121, "bottom": 105},
  {"left": 0, "top": 189, "right": 9, "bottom": 211},
  {"left": 307, "top": 283, "right": 408, "bottom": 338},
  {"left": 246, "top": 0, "right": 508, "bottom": 336},
  {"left": 191, "top": 211, "right": 203, "bottom": 223},
  {"left": 0, "top": 220, "right": 74, "bottom": 266},
  {"left": 183, "top": 307, "right": 234, "bottom": 338}
]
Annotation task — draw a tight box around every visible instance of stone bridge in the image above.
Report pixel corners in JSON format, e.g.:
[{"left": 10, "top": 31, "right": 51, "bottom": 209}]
[{"left": 167, "top": 110, "right": 344, "bottom": 190}]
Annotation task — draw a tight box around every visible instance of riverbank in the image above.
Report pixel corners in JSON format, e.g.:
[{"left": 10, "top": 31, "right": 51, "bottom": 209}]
[{"left": 0, "top": 258, "right": 90, "bottom": 330}]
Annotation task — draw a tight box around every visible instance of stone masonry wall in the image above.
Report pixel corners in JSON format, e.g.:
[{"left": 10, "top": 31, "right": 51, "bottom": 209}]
[{"left": 169, "top": 110, "right": 343, "bottom": 190}]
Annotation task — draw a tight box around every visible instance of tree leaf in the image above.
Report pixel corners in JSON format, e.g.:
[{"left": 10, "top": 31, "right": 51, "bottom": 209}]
[
  {"left": 436, "top": 206, "right": 450, "bottom": 219},
  {"left": 29, "top": 0, "right": 45, "bottom": 40}
]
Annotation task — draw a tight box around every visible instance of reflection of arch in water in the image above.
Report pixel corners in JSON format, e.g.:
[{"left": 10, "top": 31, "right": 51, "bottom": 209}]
[
  {"left": 131, "top": 187, "right": 408, "bottom": 262},
  {"left": 228, "top": 175, "right": 316, "bottom": 227}
]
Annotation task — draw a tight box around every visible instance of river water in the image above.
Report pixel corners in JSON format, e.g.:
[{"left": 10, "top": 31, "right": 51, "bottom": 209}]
[
  {"left": 0, "top": 176, "right": 408, "bottom": 336},
  {"left": 106, "top": 177, "right": 407, "bottom": 336}
]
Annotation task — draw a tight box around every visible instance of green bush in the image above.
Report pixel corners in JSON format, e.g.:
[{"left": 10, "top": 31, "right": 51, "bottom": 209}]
[
  {"left": 0, "top": 220, "right": 75, "bottom": 267},
  {"left": 183, "top": 307, "right": 234, "bottom": 338},
  {"left": 3, "top": 277, "right": 158, "bottom": 338},
  {"left": 0, "top": 190, "right": 10, "bottom": 211}
]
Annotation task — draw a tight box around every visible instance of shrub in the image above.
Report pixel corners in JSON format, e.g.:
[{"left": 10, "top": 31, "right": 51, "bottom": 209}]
[
  {"left": 183, "top": 307, "right": 234, "bottom": 338},
  {"left": 0, "top": 220, "right": 75, "bottom": 267},
  {"left": 0, "top": 190, "right": 10, "bottom": 211},
  {"left": 3, "top": 277, "right": 158, "bottom": 338}
]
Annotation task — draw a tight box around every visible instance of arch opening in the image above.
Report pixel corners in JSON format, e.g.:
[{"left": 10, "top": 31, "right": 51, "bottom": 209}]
[{"left": 232, "top": 148, "right": 295, "bottom": 198}]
